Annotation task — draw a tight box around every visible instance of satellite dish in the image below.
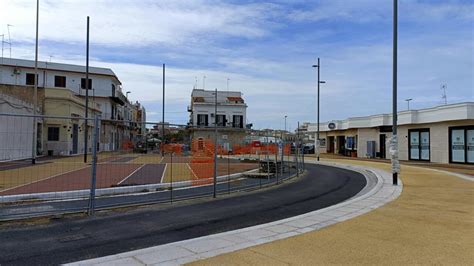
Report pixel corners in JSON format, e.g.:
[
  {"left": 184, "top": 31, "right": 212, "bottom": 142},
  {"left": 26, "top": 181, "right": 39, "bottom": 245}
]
[{"left": 328, "top": 122, "right": 336, "bottom": 130}]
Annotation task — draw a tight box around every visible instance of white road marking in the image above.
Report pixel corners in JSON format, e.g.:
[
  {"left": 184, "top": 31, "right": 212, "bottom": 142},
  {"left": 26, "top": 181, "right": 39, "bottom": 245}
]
[
  {"left": 160, "top": 164, "right": 168, "bottom": 183},
  {"left": 117, "top": 164, "right": 146, "bottom": 185}
]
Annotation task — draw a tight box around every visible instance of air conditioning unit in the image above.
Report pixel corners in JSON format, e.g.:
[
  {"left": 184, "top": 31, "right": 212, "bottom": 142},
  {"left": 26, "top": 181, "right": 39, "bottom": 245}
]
[{"left": 13, "top": 68, "right": 21, "bottom": 75}]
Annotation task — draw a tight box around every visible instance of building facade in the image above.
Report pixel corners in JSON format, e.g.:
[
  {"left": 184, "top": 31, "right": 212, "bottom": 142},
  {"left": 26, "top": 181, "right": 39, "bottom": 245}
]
[
  {"left": 299, "top": 102, "right": 474, "bottom": 164},
  {"left": 0, "top": 57, "right": 145, "bottom": 158},
  {"left": 188, "top": 89, "right": 248, "bottom": 149}
]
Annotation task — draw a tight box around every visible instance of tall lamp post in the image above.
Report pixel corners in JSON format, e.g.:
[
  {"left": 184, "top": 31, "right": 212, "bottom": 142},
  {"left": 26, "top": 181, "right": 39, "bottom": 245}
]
[
  {"left": 405, "top": 98, "right": 412, "bottom": 110},
  {"left": 312, "top": 58, "right": 326, "bottom": 161},
  {"left": 162, "top": 64, "right": 165, "bottom": 157},
  {"left": 392, "top": 0, "right": 399, "bottom": 185},
  {"left": 83, "top": 16, "right": 90, "bottom": 163},
  {"left": 213, "top": 89, "right": 218, "bottom": 198},
  {"left": 32, "top": 0, "right": 39, "bottom": 164}
]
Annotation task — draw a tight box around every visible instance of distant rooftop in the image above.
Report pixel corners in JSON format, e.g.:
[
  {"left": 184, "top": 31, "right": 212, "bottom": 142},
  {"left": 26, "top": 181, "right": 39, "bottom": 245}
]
[
  {"left": 191, "top": 88, "right": 245, "bottom": 104},
  {"left": 0, "top": 57, "right": 121, "bottom": 84}
]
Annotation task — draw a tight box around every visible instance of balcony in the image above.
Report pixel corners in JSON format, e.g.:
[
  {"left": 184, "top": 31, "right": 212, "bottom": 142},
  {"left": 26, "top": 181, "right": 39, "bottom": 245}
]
[{"left": 110, "top": 90, "right": 126, "bottom": 105}]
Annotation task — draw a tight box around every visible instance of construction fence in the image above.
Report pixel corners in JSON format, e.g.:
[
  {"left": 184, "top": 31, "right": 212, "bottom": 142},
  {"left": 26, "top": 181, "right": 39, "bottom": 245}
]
[{"left": 0, "top": 113, "right": 305, "bottom": 220}]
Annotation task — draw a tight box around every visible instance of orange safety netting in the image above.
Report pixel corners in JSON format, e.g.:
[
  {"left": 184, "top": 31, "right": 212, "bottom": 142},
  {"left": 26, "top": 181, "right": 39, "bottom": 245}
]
[
  {"left": 122, "top": 140, "right": 134, "bottom": 150},
  {"left": 161, "top": 143, "right": 184, "bottom": 155},
  {"left": 190, "top": 138, "right": 215, "bottom": 186}
]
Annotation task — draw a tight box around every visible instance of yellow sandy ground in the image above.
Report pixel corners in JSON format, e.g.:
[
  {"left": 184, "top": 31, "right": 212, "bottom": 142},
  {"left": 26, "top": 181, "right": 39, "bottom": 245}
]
[
  {"left": 161, "top": 163, "right": 194, "bottom": 183},
  {"left": 189, "top": 158, "right": 474, "bottom": 265}
]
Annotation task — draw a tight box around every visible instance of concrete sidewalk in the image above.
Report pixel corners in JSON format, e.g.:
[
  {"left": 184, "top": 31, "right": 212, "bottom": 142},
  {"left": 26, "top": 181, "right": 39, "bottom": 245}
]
[{"left": 190, "top": 159, "right": 474, "bottom": 265}]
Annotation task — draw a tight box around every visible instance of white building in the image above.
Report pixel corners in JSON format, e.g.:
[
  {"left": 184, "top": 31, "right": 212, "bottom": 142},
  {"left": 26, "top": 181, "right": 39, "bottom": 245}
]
[
  {"left": 188, "top": 89, "right": 248, "bottom": 149},
  {"left": 299, "top": 102, "right": 474, "bottom": 164},
  {"left": 0, "top": 92, "right": 36, "bottom": 161},
  {"left": 0, "top": 57, "right": 144, "bottom": 156}
]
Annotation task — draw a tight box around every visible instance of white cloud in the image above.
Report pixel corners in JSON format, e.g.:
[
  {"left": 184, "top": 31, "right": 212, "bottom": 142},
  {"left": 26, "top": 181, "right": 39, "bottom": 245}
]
[{"left": 0, "top": 0, "right": 279, "bottom": 47}]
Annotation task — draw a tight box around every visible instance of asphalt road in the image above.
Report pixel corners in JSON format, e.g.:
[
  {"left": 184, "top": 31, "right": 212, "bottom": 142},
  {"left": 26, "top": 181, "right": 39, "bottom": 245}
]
[{"left": 0, "top": 164, "right": 366, "bottom": 265}]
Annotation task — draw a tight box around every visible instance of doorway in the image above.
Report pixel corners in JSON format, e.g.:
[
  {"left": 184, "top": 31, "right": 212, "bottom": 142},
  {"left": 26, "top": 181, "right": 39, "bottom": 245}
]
[
  {"left": 379, "top": 134, "right": 386, "bottom": 159},
  {"left": 72, "top": 124, "right": 78, "bottom": 154},
  {"left": 327, "top": 136, "right": 335, "bottom": 153},
  {"left": 337, "top": 136, "right": 345, "bottom": 155}
]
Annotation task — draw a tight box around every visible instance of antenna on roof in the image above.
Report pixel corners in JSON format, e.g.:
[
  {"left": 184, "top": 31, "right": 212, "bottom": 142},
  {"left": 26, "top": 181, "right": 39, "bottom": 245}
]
[
  {"left": 6, "top": 24, "right": 13, "bottom": 58},
  {"left": 441, "top": 83, "right": 447, "bottom": 105}
]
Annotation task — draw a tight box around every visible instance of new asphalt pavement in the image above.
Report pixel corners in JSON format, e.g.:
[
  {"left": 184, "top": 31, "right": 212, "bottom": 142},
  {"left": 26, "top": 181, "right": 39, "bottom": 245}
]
[{"left": 0, "top": 164, "right": 366, "bottom": 265}]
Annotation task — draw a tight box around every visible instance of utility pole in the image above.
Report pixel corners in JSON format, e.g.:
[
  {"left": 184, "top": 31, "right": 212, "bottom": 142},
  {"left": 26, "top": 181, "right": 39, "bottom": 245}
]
[
  {"left": 83, "top": 16, "right": 90, "bottom": 163},
  {"left": 32, "top": 0, "right": 39, "bottom": 164},
  {"left": 392, "top": 0, "right": 399, "bottom": 185},
  {"left": 213, "top": 88, "right": 218, "bottom": 198},
  {"left": 162, "top": 63, "right": 165, "bottom": 157}
]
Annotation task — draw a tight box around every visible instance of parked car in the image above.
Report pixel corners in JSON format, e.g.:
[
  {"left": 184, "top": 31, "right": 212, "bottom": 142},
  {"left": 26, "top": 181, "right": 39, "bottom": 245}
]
[{"left": 303, "top": 143, "right": 315, "bottom": 154}]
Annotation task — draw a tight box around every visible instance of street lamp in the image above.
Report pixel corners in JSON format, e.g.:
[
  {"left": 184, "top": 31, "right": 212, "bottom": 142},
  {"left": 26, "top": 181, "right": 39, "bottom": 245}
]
[
  {"left": 392, "top": 0, "right": 399, "bottom": 186},
  {"left": 405, "top": 98, "right": 412, "bottom": 110},
  {"left": 312, "top": 58, "right": 326, "bottom": 161}
]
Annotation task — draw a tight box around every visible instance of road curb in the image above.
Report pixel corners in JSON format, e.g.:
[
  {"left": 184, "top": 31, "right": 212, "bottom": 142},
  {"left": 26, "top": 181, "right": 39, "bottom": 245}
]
[{"left": 68, "top": 160, "right": 403, "bottom": 266}]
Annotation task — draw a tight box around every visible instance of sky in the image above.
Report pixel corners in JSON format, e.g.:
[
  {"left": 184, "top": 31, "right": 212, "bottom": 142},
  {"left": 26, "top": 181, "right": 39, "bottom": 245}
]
[{"left": 1, "top": 0, "right": 473, "bottom": 130}]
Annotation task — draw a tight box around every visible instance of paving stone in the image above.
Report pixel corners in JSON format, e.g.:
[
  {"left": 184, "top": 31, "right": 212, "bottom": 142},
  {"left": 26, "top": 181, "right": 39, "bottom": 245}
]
[
  {"left": 284, "top": 218, "right": 319, "bottom": 228},
  {"left": 265, "top": 224, "right": 299, "bottom": 233},
  {"left": 133, "top": 246, "right": 194, "bottom": 264},
  {"left": 180, "top": 238, "right": 235, "bottom": 254}
]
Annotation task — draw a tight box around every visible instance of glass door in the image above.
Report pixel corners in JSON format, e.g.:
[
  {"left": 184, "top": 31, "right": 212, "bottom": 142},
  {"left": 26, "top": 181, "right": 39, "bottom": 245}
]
[
  {"left": 420, "top": 131, "right": 430, "bottom": 160},
  {"left": 409, "top": 131, "right": 420, "bottom": 160},
  {"left": 451, "top": 129, "right": 465, "bottom": 163},
  {"left": 409, "top": 129, "right": 430, "bottom": 161}
]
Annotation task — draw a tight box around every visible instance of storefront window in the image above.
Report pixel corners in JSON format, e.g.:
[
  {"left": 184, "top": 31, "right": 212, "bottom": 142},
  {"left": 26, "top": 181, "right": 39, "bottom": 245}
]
[
  {"left": 468, "top": 130, "right": 474, "bottom": 163},
  {"left": 450, "top": 127, "right": 473, "bottom": 164}
]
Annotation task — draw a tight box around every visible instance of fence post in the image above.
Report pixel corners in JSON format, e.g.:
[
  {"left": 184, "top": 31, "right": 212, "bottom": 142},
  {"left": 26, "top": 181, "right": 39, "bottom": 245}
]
[
  {"left": 227, "top": 151, "right": 230, "bottom": 194},
  {"left": 88, "top": 115, "right": 99, "bottom": 215},
  {"left": 170, "top": 152, "right": 173, "bottom": 203}
]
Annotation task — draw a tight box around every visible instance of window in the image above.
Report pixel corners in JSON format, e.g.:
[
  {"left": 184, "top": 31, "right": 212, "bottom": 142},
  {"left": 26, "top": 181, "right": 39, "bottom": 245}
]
[
  {"left": 346, "top": 136, "right": 357, "bottom": 150},
  {"left": 197, "top": 114, "right": 208, "bottom": 126},
  {"left": 81, "top": 78, "right": 92, "bottom": 89},
  {"left": 48, "top": 127, "right": 60, "bottom": 141},
  {"left": 409, "top": 129, "right": 430, "bottom": 161},
  {"left": 233, "top": 115, "right": 243, "bottom": 128},
  {"left": 450, "top": 126, "right": 474, "bottom": 164},
  {"left": 112, "top": 84, "right": 116, "bottom": 97},
  {"left": 54, "top": 75, "right": 66, "bottom": 88},
  {"left": 216, "top": 115, "right": 226, "bottom": 127},
  {"left": 319, "top": 138, "right": 326, "bottom": 147},
  {"left": 26, "top": 73, "right": 37, "bottom": 86}
]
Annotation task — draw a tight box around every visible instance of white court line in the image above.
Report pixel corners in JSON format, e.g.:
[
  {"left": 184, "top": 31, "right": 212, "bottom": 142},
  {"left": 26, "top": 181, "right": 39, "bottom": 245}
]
[
  {"left": 160, "top": 164, "right": 168, "bottom": 183},
  {"left": 117, "top": 164, "right": 146, "bottom": 185},
  {"left": 186, "top": 163, "right": 199, "bottom": 179}
]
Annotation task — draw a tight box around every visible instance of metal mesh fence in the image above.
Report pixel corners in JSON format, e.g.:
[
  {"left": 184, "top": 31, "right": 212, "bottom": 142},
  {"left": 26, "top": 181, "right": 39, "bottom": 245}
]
[{"left": 0, "top": 113, "right": 304, "bottom": 220}]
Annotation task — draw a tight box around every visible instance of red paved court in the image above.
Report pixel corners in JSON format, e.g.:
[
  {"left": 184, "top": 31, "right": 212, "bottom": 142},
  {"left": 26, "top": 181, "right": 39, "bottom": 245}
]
[
  {"left": 120, "top": 164, "right": 166, "bottom": 186},
  {"left": 0, "top": 163, "right": 141, "bottom": 196}
]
